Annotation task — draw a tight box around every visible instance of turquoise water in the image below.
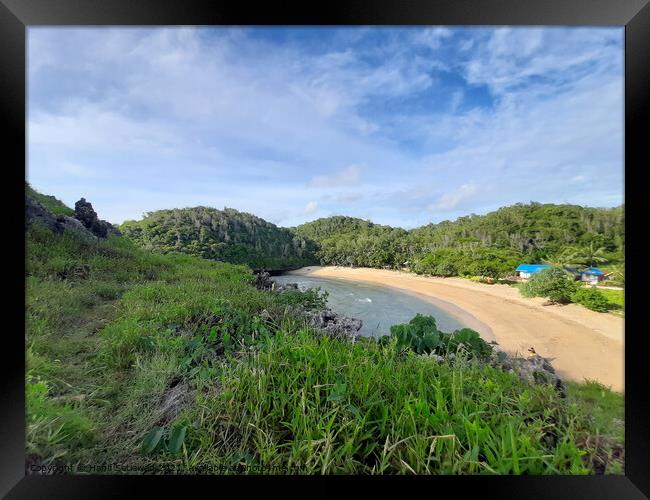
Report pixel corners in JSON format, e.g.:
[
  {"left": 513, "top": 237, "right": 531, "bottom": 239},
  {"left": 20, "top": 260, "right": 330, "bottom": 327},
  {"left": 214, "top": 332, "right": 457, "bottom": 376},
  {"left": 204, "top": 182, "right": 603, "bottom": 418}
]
[{"left": 273, "top": 274, "right": 467, "bottom": 338}]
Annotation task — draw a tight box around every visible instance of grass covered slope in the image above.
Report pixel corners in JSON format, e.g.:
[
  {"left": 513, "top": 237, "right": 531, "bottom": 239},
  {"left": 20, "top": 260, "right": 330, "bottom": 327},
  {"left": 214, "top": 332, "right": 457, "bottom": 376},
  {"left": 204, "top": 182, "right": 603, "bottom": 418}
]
[
  {"left": 26, "top": 182, "right": 75, "bottom": 216},
  {"left": 26, "top": 212, "right": 624, "bottom": 474},
  {"left": 120, "top": 206, "right": 317, "bottom": 270}
]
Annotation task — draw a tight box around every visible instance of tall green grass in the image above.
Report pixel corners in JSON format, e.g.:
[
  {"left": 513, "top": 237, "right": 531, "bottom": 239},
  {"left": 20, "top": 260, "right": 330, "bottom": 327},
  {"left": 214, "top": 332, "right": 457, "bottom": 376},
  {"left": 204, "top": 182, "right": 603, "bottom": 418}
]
[
  {"left": 25, "top": 221, "right": 624, "bottom": 474},
  {"left": 181, "top": 331, "right": 592, "bottom": 474}
]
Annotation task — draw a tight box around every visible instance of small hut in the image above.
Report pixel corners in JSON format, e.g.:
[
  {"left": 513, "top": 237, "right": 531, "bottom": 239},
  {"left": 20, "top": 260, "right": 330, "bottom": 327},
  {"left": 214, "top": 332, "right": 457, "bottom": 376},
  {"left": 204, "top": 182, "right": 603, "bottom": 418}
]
[
  {"left": 515, "top": 264, "right": 551, "bottom": 280},
  {"left": 580, "top": 266, "right": 605, "bottom": 285}
]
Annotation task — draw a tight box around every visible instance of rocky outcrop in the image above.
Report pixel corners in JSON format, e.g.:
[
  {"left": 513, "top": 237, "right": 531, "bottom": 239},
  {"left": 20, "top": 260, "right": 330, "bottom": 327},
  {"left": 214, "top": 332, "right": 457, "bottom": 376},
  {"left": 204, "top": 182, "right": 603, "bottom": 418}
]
[
  {"left": 303, "top": 308, "right": 363, "bottom": 341},
  {"left": 74, "top": 198, "right": 121, "bottom": 238},
  {"left": 254, "top": 270, "right": 274, "bottom": 291},
  {"left": 26, "top": 196, "right": 98, "bottom": 243},
  {"left": 274, "top": 282, "right": 299, "bottom": 292},
  {"left": 26, "top": 195, "right": 121, "bottom": 242},
  {"left": 260, "top": 305, "right": 362, "bottom": 341},
  {"left": 489, "top": 346, "right": 565, "bottom": 395}
]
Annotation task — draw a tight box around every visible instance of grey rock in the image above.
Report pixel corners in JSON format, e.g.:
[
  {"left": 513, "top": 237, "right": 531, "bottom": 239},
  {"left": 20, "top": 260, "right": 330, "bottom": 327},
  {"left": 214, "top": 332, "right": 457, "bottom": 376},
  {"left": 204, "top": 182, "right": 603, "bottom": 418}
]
[
  {"left": 74, "top": 197, "right": 121, "bottom": 238},
  {"left": 26, "top": 196, "right": 98, "bottom": 243},
  {"left": 510, "top": 354, "right": 564, "bottom": 395},
  {"left": 254, "top": 271, "right": 274, "bottom": 291},
  {"left": 304, "top": 308, "right": 362, "bottom": 341},
  {"left": 274, "top": 282, "right": 299, "bottom": 292},
  {"left": 488, "top": 344, "right": 564, "bottom": 395},
  {"left": 59, "top": 215, "right": 99, "bottom": 243}
]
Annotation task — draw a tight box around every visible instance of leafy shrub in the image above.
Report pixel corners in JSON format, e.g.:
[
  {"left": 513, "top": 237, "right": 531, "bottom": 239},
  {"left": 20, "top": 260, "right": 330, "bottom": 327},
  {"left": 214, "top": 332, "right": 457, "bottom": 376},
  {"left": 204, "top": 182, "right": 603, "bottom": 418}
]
[
  {"left": 520, "top": 267, "right": 579, "bottom": 304},
  {"left": 379, "top": 314, "right": 493, "bottom": 360},
  {"left": 276, "top": 287, "right": 329, "bottom": 310},
  {"left": 571, "top": 287, "right": 611, "bottom": 312}
]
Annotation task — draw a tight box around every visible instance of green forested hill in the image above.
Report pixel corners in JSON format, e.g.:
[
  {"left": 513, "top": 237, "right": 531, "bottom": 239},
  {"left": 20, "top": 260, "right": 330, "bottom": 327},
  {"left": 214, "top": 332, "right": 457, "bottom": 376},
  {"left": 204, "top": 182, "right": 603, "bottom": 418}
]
[
  {"left": 110, "top": 200, "right": 625, "bottom": 278},
  {"left": 294, "top": 203, "right": 624, "bottom": 278},
  {"left": 292, "top": 216, "right": 410, "bottom": 268},
  {"left": 409, "top": 203, "right": 624, "bottom": 258},
  {"left": 120, "top": 207, "right": 318, "bottom": 270}
]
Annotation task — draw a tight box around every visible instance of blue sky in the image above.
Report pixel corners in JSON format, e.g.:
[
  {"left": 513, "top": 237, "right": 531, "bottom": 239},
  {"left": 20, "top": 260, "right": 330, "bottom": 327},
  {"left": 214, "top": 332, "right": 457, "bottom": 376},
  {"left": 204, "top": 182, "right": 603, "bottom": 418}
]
[{"left": 27, "top": 27, "right": 623, "bottom": 228}]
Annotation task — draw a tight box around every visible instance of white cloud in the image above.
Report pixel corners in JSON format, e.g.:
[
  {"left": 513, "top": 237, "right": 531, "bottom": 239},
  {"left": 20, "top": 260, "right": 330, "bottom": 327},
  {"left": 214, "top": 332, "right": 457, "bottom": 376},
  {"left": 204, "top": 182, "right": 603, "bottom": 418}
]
[
  {"left": 461, "top": 28, "right": 622, "bottom": 97},
  {"left": 413, "top": 27, "right": 453, "bottom": 50},
  {"left": 303, "top": 201, "right": 318, "bottom": 215},
  {"left": 428, "top": 183, "right": 479, "bottom": 211},
  {"left": 26, "top": 27, "right": 623, "bottom": 228},
  {"left": 308, "top": 164, "right": 365, "bottom": 188},
  {"left": 336, "top": 192, "right": 364, "bottom": 202}
]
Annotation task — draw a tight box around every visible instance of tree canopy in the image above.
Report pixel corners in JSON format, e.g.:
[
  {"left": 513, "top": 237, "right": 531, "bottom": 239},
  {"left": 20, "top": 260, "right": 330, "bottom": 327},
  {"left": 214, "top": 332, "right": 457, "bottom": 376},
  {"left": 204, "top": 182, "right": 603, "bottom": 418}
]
[
  {"left": 294, "top": 203, "right": 624, "bottom": 279},
  {"left": 119, "top": 202, "right": 623, "bottom": 277},
  {"left": 120, "top": 206, "right": 318, "bottom": 270}
]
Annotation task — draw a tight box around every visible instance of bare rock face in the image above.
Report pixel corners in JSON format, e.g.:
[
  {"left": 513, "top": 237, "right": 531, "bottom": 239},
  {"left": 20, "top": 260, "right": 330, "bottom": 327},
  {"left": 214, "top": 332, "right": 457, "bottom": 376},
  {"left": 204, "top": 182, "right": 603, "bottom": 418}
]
[
  {"left": 254, "top": 270, "right": 274, "bottom": 291},
  {"left": 490, "top": 345, "right": 565, "bottom": 395},
  {"left": 274, "top": 282, "right": 299, "bottom": 292},
  {"left": 74, "top": 198, "right": 121, "bottom": 238},
  {"left": 304, "top": 308, "right": 362, "bottom": 341},
  {"left": 511, "top": 354, "right": 565, "bottom": 395},
  {"left": 26, "top": 196, "right": 98, "bottom": 243}
]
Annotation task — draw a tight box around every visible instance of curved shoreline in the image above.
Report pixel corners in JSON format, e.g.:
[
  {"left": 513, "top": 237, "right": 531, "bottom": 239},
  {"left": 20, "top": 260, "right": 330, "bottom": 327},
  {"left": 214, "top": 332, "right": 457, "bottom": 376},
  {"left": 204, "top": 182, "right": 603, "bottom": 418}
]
[{"left": 288, "top": 266, "right": 624, "bottom": 392}]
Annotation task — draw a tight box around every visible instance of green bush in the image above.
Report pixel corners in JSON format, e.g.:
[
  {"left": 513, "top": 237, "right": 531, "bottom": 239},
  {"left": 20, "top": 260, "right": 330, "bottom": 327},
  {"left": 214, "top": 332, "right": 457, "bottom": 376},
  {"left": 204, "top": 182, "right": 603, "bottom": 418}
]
[
  {"left": 379, "top": 314, "right": 493, "bottom": 360},
  {"left": 520, "top": 267, "right": 579, "bottom": 304},
  {"left": 275, "top": 287, "right": 329, "bottom": 311},
  {"left": 571, "top": 287, "right": 611, "bottom": 312}
]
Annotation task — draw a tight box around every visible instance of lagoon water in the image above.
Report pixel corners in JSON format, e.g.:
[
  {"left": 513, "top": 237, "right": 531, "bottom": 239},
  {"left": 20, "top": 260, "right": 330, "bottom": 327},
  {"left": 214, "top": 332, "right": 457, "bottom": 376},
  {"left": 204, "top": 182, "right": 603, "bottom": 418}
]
[{"left": 273, "top": 274, "right": 467, "bottom": 337}]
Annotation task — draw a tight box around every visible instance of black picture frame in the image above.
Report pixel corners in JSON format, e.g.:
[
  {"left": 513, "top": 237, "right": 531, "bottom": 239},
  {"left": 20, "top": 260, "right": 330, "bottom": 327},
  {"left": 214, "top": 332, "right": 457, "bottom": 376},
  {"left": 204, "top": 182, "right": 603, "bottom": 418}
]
[{"left": 2, "top": 0, "right": 648, "bottom": 497}]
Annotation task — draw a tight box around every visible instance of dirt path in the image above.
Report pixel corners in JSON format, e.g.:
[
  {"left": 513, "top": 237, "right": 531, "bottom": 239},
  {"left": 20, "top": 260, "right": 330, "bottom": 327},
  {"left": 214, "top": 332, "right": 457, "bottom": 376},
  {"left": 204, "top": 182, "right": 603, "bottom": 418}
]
[{"left": 288, "top": 266, "right": 624, "bottom": 393}]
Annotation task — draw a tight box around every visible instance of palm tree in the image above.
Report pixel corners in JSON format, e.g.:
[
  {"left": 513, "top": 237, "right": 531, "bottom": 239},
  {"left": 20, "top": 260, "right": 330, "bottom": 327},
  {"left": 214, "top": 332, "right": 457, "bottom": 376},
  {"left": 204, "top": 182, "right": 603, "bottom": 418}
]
[
  {"left": 608, "top": 263, "right": 625, "bottom": 286},
  {"left": 541, "top": 249, "right": 584, "bottom": 279},
  {"left": 542, "top": 248, "right": 580, "bottom": 269},
  {"left": 570, "top": 242, "right": 609, "bottom": 268}
]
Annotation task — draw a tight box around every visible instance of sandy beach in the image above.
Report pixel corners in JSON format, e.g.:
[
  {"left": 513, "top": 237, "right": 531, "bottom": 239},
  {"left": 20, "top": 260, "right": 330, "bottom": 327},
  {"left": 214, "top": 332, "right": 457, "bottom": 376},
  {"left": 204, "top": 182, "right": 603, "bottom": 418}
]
[{"left": 288, "top": 266, "right": 624, "bottom": 392}]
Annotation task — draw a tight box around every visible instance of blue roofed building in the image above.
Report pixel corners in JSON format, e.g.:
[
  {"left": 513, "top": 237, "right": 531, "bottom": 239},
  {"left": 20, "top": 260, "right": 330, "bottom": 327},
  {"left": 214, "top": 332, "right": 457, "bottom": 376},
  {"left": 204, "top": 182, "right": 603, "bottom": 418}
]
[
  {"left": 580, "top": 266, "right": 605, "bottom": 285},
  {"left": 515, "top": 264, "right": 552, "bottom": 279},
  {"left": 514, "top": 263, "right": 607, "bottom": 284}
]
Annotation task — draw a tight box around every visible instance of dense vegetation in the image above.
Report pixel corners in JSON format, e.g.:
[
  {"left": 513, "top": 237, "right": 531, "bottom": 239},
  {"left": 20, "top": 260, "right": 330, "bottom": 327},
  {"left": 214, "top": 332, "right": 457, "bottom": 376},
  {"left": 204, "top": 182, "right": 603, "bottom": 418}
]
[
  {"left": 26, "top": 194, "right": 624, "bottom": 475},
  {"left": 570, "top": 287, "right": 613, "bottom": 313},
  {"left": 294, "top": 203, "right": 624, "bottom": 279},
  {"left": 379, "top": 314, "right": 494, "bottom": 360},
  {"left": 519, "top": 267, "right": 620, "bottom": 313},
  {"left": 520, "top": 268, "right": 581, "bottom": 304},
  {"left": 118, "top": 202, "right": 623, "bottom": 283},
  {"left": 120, "top": 207, "right": 318, "bottom": 270}
]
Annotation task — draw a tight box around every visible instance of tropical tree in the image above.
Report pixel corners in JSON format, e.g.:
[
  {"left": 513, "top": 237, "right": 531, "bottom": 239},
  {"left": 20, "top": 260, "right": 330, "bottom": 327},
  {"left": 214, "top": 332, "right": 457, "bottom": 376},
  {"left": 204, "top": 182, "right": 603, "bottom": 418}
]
[
  {"left": 542, "top": 248, "right": 580, "bottom": 269},
  {"left": 569, "top": 242, "right": 609, "bottom": 267},
  {"left": 608, "top": 263, "right": 625, "bottom": 286}
]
